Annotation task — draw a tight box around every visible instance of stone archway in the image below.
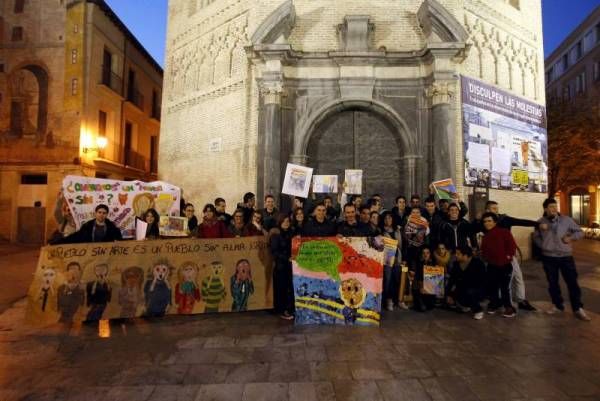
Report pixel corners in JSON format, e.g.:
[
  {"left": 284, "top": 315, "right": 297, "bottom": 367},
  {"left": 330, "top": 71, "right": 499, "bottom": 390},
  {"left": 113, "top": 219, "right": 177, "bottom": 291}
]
[{"left": 8, "top": 64, "right": 48, "bottom": 139}]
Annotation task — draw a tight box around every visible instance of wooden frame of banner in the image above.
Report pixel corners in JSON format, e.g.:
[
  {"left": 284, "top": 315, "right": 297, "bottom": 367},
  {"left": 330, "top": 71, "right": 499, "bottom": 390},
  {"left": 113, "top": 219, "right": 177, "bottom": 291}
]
[{"left": 398, "top": 264, "right": 413, "bottom": 305}]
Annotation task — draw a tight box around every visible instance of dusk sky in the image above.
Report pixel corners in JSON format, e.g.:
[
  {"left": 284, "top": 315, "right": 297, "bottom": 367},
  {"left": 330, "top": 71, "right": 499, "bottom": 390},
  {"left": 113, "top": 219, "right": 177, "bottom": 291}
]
[{"left": 104, "top": 0, "right": 600, "bottom": 68}]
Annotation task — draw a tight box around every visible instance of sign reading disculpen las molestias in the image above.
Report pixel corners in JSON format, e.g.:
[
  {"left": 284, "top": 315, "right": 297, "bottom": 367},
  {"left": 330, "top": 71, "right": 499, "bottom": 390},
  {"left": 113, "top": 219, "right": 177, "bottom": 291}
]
[
  {"left": 62, "top": 175, "right": 181, "bottom": 238},
  {"left": 461, "top": 75, "right": 548, "bottom": 193}
]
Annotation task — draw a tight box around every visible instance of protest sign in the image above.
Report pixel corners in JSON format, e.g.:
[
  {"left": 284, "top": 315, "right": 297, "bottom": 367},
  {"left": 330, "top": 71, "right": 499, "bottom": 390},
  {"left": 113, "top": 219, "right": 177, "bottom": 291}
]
[
  {"left": 431, "top": 179, "right": 456, "bottom": 200},
  {"left": 423, "top": 265, "right": 445, "bottom": 297},
  {"left": 61, "top": 175, "right": 181, "bottom": 238},
  {"left": 292, "top": 237, "right": 383, "bottom": 326},
  {"left": 312, "top": 175, "right": 338, "bottom": 193},
  {"left": 344, "top": 170, "right": 363, "bottom": 195},
  {"left": 282, "top": 163, "right": 313, "bottom": 198},
  {"left": 382, "top": 237, "right": 398, "bottom": 267},
  {"left": 25, "top": 237, "right": 273, "bottom": 325}
]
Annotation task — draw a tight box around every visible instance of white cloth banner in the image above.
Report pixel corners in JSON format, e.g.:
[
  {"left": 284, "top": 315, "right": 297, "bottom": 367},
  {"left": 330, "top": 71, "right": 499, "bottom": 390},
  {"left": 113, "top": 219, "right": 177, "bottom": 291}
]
[{"left": 61, "top": 175, "right": 181, "bottom": 239}]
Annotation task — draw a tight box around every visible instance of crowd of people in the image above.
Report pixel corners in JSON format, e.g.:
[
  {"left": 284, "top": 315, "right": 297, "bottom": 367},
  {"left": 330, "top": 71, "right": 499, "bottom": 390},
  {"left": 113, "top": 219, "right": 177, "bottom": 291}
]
[{"left": 55, "top": 189, "right": 592, "bottom": 323}]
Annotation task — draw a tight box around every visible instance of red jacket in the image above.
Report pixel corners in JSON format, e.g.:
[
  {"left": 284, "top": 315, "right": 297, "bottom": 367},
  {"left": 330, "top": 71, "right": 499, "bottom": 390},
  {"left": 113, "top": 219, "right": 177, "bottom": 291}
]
[
  {"left": 196, "top": 219, "right": 231, "bottom": 238},
  {"left": 481, "top": 226, "right": 516, "bottom": 266}
]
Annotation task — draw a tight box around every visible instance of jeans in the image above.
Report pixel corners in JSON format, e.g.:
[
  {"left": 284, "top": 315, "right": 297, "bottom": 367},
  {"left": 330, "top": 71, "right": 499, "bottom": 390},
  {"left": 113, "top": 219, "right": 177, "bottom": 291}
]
[
  {"left": 510, "top": 256, "right": 526, "bottom": 302},
  {"left": 488, "top": 264, "right": 513, "bottom": 309},
  {"left": 383, "top": 264, "right": 400, "bottom": 304},
  {"left": 542, "top": 256, "right": 583, "bottom": 312}
]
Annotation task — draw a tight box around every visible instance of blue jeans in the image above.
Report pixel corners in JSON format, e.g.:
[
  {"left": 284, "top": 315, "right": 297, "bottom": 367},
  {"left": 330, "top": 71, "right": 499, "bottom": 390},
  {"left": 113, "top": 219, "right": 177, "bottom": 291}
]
[
  {"left": 542, "top": 256, "right": 583, "bottom": 312},
  {"left": 383, "top": 265, "right": 400, "bottom": 304}
]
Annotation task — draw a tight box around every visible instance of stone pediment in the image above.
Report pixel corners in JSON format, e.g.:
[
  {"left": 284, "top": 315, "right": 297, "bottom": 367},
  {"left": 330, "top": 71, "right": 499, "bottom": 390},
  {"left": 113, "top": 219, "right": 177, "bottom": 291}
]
[{"left": 251, "top": 0, "right": 296, "bottom": 45}]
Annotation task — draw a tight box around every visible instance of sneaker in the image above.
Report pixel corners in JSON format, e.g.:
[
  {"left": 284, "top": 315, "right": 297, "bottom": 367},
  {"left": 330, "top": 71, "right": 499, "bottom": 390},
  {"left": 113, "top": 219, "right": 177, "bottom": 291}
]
[
  {"left": 398, "top": 302, "right": 409, "bottom": 310},
  {"left": 487, "top": 308, "right": 497, "bottom": 315},
  {"left": 473, "top": 312, "right": 484, "bottom": 320},
  {"left": 574, "top": 308, "right": 591, "bottom": 322},
  {"left": 546, "top": 305, "right": 564, "bottom": 315},
  {"left": 518, "top": 300, "right": 537, "bottom": 312},
  {"left": 502, "top": 307, "right": 517, "bottom": 318},
  {"left": 280, "top": 311, "right": 294, "bottom": 320},
  {"left": 386, "top": 299, "right": 394, "bottom": 311}
]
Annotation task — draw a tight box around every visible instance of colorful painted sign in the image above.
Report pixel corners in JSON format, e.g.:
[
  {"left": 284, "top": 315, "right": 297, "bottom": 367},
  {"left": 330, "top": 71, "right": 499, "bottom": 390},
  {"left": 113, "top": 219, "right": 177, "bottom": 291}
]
[
  {"left": 25, "top": 237, "right": 273, "bottom": 325},
  {"left": 61, "top": 175, "right": 181, "bottom": 238},
  {"left": 291, "top": 237, "right": 384, "bottom": 326},
  {"left": 282, "top": 163, "right": 314, "bottom": 198},
  {"left": 431, "top": 178, "right": 457, "bottom": 200},
  {"left": 312, "top": 175, "right": 338, "bottom": 193},
  {"left": 423, "top": 265, "right": 445, "bottom": 298}
]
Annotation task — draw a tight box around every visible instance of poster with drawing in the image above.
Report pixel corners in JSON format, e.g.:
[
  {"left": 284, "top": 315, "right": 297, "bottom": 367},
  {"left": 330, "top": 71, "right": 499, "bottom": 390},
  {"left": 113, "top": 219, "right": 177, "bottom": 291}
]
[
  {"left": 344, "top": 170, "right": 363, "bottom": 195},
  {"left": 423, "top": 265, "right": 445, "bottom": 298},
  {"left": 461, "top": 76, "right": 548, "bottom": 192},
  {"left": 282, "top": 163, "right": 313, "bottom": 198},
  {"left": 61, "top": 176, "right": 181, "bottom": 239},
  {"left": 312, "top": 175, "right": 338, "bottom": 193},
  {"left": 431, "top": 179, "right": 457, "bottom": 201},
  {"left": 292, "top": 237, "right": 383, "bottom": 326},
  {"left": 25, "top": 237, "right": 273, "bottom": 325}
]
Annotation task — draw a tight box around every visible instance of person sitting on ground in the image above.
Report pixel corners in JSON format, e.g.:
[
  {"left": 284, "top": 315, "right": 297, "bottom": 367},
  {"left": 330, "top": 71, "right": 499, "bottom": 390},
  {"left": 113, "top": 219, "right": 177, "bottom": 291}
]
[
  {"left": 244, "top": 210, "right": 267, "bottom": 237},
  {"left": 61, "top": 204, "right": 123, "bottom": 244},
  {"left": 260, "top": 195, "right": 278, "bottom": 232},
  {"left": 270, "top": 213, "right": 295, "bottom": 320},
  {"left": 215, "top": 197, "right": 232, "bottom": 227},
  {"left": 196, "top": 204, "right": 230, "bottom": 238},
  {"left": 183, "top": 203, "right": 198, "bottom": 232},
  {"left": 143, "top": 208, "right": 160, "bottom": 240},
  {"left": 239, "top": 192, "right": 256, "bottom": 225},
  {"left": 446, "top": 245, "right": 487, "bottom": 320},
  {"left": 337, "top": 203, "right": 366, "bottom": 237},
  {"left": 410, "top": 247, "right": 436, "bottom": 312},
  {"left": 302, "top": 203, "right": 337, "bottom": 237},
  {"left": 480, "top": 212, "right": 517, "bottom": 318},
  {"left": 228, "top": 209, "right": 247, "bottom": 237}
]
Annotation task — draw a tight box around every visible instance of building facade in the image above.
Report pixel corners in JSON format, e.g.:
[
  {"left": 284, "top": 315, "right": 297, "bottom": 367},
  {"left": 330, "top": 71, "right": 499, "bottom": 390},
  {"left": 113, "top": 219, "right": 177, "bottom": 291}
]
[
  {"left": 545, "top": 5, "right": 600, "bottom": 227},
  {"left": 161, "top": 0, "right": 546, "bottom": 256},
  {"left": 0, "top": 0, "right": 163, "bottom": 243}
]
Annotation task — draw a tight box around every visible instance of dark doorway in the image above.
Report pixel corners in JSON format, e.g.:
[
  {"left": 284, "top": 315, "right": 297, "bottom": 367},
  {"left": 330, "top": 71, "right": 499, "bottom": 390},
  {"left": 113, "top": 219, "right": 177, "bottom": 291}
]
[{"left": 306, "top": 110, "right": 404, "bottom": 208}]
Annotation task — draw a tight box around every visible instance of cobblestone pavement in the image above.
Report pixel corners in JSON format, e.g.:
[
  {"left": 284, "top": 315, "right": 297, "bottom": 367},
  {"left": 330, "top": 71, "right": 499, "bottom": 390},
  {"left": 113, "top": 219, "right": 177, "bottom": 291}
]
[{"left": 0, "top": 241, "right": 599, "bottom": 401}]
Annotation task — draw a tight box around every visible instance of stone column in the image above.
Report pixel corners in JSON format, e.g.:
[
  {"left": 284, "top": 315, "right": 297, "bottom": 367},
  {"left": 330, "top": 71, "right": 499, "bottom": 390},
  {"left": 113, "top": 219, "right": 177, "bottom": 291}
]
[
  {"left": 427, "top": 81, "right": 456, "bottom": 182},
  {"left": 258, "top": 79, "right": 283, "bottom": 203},
  {"left": 402, "top": 155, "right": 419, "bottom": 197}
]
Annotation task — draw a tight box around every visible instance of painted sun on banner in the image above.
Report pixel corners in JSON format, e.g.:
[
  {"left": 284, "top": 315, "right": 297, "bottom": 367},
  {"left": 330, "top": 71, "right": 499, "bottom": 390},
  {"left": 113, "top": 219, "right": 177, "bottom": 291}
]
[
  {"left": 25, "top": 237, "right": 273, "bottom": 325},
  {"left": 291, "top": 237, "right": 384, "bottom": 326}
]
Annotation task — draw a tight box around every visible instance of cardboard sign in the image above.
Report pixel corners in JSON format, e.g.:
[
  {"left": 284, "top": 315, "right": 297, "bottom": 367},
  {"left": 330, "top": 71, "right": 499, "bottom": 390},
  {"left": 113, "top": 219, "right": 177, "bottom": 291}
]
[{"left": 282, "top": 163, "right": 314, "bottom": 198}]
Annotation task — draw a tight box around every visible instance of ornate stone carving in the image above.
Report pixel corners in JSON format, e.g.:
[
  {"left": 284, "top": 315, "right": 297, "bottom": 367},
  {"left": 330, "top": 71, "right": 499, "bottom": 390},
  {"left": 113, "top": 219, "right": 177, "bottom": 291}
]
[
  {"left": 425, "top": 82, "right": 455, "bottom": 105},
  {"left": 337, "top": 16, "right": 374, "bottom": 52}
]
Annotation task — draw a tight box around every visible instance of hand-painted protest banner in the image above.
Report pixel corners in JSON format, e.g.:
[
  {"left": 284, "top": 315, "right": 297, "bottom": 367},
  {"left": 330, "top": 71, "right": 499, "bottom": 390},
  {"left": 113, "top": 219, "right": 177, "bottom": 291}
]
[
  {"left": 25, "top": 237, "right": 273, "bottom": 325},
  {"left": 461, "top": 75, "right": 547, "bottom": 192},
  {"left": 291, "top": 237, "right": 383, "bottom": 326},
  {"left": 62, "top": 175, "right": 181, "bottom": 238},
  {"left": 423, "top": 265, "right": 445, "bottom": 298},
  {"left": 382, "top": 237, "right": 399, "bottom": 267},
  {"left": 432, "top": 178, "right": 457, "bottom": 200},
  {"left": 282, "top": 163, "right": 314, "bottom": 198}
]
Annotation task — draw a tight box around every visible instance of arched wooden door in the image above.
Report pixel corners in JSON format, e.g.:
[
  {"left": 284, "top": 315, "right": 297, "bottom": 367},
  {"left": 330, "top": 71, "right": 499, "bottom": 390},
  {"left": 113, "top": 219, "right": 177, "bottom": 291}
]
[{"left": 306, "top": 109, "right": 404, "bottom": 208}]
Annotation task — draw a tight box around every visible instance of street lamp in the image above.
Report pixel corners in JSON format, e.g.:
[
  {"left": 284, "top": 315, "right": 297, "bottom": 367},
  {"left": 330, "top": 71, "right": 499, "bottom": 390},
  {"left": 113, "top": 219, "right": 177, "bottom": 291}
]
[{"left": 83, "top": 136, "right": 108, "bottom": 154}]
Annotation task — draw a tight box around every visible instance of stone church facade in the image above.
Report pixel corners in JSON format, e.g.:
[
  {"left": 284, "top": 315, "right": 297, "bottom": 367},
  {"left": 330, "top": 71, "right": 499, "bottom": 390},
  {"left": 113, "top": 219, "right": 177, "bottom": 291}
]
[{"left": 160, "top": 0, "right": 546, "bottom": 253}]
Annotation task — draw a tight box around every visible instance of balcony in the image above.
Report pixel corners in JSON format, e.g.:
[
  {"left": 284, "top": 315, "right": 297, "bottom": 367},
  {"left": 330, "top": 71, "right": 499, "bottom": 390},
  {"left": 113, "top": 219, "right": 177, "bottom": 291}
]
[
  {"left": 123, "top": 149, "right": 146, "bottom": 171},
  {"left": 151, "top": 105, "right": 161, "bottom": 121},
  {"left": 127, "top": 87, "right": 144, "bottom": 111},
  {"left": 100, "top": 65, "right": 123, "bottom": 94}
]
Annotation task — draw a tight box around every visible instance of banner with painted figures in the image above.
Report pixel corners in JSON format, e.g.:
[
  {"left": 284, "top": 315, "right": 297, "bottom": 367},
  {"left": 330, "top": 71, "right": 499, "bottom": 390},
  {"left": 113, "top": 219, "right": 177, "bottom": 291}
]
[
  {"left": 291, "top": 237, "right": 384, "bottom": 326},
  {"left": 461, "top": 75, "right": 548, "bottom": 192},
  {"left": 61, "top": 175, "right": 181, "bottom": 238},
  {"left": 25, "top": 237, "right": 273, "bottom": 325}
]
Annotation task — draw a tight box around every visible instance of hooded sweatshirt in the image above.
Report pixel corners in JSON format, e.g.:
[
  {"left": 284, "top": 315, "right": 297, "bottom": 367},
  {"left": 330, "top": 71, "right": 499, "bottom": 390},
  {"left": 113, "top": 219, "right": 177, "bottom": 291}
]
[{"left": 534, "top": 214, "right": 583, "bottom": 257}]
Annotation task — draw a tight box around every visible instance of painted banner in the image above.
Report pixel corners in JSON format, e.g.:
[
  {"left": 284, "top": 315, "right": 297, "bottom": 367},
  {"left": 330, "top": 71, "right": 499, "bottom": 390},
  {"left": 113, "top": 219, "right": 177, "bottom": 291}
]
[
  {"left": 344, "top": 170, "right": 363, "bottom": 195},
  {"left": 312, "top": 175, "right": 338, "bottom": 193},
  {"left": 461, "top": 75, "right": 548, "bottom": 192},
  {"left": 291, "top": 237, "right": 383, "bottom": 326},
  {"left": 431, "top": 178, "right": 457, "bottom": 200},
  {"left": 423, "top": 265, "right": 445, "bottom": 298},
  {"left": 382, "top": 237, "right": 399, "bottom": 267},
  {"left": 61, "top": 175, "right": 181, "bottom": 238},
  {"left": 25, "top": 237, "right": 273, "bottom": 325}
]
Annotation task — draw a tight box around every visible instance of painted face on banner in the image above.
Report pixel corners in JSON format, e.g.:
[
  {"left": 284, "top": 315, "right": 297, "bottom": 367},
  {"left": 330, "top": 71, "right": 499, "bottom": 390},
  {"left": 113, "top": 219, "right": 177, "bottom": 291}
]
[
  {"left": 153, "top": 264, "right": 169, "bottom": 281},
  {"left": 41, "top": 267, "right": 56, "bottom": 289}
]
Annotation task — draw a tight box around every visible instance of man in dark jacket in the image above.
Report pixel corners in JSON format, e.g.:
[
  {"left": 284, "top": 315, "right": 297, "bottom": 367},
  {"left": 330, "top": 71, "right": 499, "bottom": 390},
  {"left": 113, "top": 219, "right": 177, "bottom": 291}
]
[
  {"left": 446, "top": 245, "right": 487, "bottom": 320},
  {"left": 337, "top": 203, "right": 367, "bottom": 237},
  {"left": 260, "top": 194, "right": 279, "bottom": 232},
  {"left": 239, "top": 192, "right": 256, "bottom": 225},
  {"left": 61, "top": 204, "right": 123, "bottom": 244},
  {"left": 438, "top": 203, "right": 477, "bottom": 253},
  {"left": 423, "top": 197, "right": 445, "bottom": 248},
  {"left": 302, "top": 203, "right": 337, "bottom": 237}
]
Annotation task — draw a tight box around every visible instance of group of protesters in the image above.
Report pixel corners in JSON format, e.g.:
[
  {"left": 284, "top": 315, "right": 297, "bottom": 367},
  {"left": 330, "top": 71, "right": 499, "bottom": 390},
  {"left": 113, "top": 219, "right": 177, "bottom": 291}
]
[{"left": 53, "top": 188, "right": 591, "bottom": 323}]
